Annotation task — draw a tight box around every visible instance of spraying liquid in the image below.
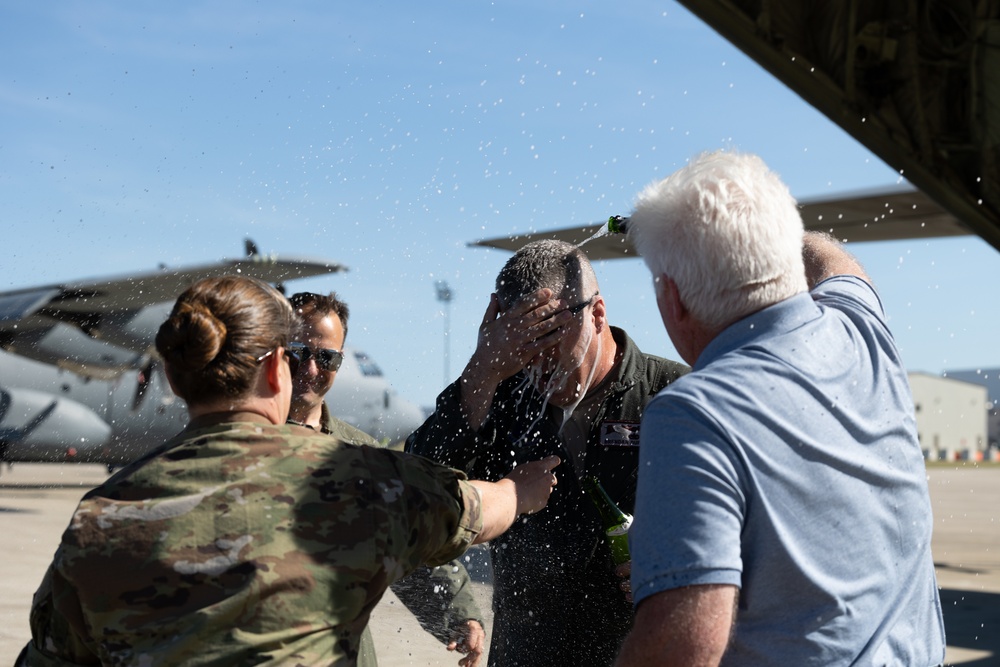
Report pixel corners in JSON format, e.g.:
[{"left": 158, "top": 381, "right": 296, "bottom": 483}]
[
  {"left": 578, "top": 226, "right": 610, "bottom": 248},
  {"left": 510, "top": 319, "right": 600, "bottom": 449},
  {"left": 558, "top": 327, "right": 600, "bottom": 432},
  {"left": 576, "top": 215, "right": 629, "bottom": 249},
  {"left": 510, "top": 368, "right": 556, "bottom": 451},
  {"left": 520, "top": 323, "right": 600, "bottom": 435}
]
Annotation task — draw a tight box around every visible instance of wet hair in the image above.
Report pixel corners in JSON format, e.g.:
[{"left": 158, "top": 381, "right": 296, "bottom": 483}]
[
  {"left": 288, "top": 292, "right": 350, "bottom": 341},
  {"left": 155, "top": 275, "right": 297, "bottom": 405},
  {"left": 628, "top": 150, "right": 807, "bottom": 329},
  {"left": 495, "top": 240, "right": 599, "bottom": 310}
]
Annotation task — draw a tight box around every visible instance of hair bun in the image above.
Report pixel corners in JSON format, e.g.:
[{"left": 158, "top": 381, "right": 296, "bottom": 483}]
[
  {"left": 156, "top": 275, "right": 296, "bottom": 405},
  {"left": 157, "top": 301, "right": 228, "bottom": 372}
]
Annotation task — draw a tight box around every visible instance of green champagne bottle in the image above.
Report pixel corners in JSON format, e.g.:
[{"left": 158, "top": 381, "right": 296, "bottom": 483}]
[
  {"left": 583, "top": 475, "right": 633, "bottom": 565},
  {"left": 607, "top": 215, "right": 629, "bottom": 235}
]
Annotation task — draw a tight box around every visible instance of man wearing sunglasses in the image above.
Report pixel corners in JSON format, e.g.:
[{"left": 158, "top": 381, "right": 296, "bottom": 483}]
[
  {"left": 406, "top": 240, "right": 689, "bottom": 667},
  {"left": 287, "top": 291, "right": 487, "bottom": 667},
  {"left": 286, "top": 292, "right": 349, "bottom": 431}
]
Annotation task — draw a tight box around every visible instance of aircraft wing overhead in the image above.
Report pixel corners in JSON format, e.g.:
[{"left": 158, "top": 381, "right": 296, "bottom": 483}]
[
  {"left": 675, "top": 0, "right": 1000, "bottom": 252},
  {"left": 0, "top": 255, "right": 347, "bottom": 324},
  {"left": 0, "top": 254, "right": 348, "bottom": 370},
  {"left": 470, "top": 188, "right": 970, "bottom": 262},
  {"left": 796, "top": 187, "right": 969, "bottom": 242},
  {"left": 470, "top": 224, "right": 638, "bottom": 261}
]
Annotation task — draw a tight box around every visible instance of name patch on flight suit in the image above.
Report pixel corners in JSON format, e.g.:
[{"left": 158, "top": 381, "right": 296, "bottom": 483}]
[{"left": 599, "top": 421, "right": 640, "bottom": 447}]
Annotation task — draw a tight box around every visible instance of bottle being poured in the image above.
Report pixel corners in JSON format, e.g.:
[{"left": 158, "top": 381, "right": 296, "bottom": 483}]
[
  {"left": 577, "top": 215, "right": 630, "bottom": 249},
  {"left": 583, "top": 475, "right": 633, "bottom": 565},
  {"left": 607, "top": 215, "right": 629, "bottom": 235}
]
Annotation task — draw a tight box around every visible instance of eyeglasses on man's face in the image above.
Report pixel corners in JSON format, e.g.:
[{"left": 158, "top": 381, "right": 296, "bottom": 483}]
[
  {"left": 563, "top": 293, "right": 599, "bottom": 317},
  {"left": 529, "top": 292, "right": 600, "bottom": 349},
  {"left": 288, "top": 341, "right": 344, "bottom": 372}
]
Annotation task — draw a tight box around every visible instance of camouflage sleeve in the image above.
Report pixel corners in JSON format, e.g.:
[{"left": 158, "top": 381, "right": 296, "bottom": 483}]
[
  {"left": 24, "top": 560, "right": 101, "bottom": 665},
  {"left": 389, "top": 559, "right": 484, "bottom": 644},
  {"left": 404, "top": 380, "right": 497, "bottom": 478},
  {"left": 362, "top": 446, "right": 483, "bottom": 570},
  {"left": 450, "top": 477, "right": 483, "bottom": 555}
]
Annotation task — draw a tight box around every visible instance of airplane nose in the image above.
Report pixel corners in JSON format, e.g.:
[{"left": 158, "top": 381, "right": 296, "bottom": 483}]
[{"left": 0, "top": 388, "right": 112, "bottom": 462}]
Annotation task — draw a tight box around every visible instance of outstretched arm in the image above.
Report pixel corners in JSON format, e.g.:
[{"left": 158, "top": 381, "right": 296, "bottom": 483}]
[
  {"left": 802, "top": 231, "right": 870, "bottom": 289},
  {"left": 470, "top": 455, "right": 560, "bottom": 543}
]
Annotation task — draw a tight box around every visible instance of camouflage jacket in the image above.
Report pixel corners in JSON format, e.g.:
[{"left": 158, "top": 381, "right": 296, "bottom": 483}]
[
  {"left": 313, "top": 405, "right": 485, "bottom": 667},
  {"left": 23, "top": 412, "right": 482, "bottom": 666}
]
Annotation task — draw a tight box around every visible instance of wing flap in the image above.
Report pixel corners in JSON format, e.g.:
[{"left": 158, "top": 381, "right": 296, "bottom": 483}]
[{"left": 469, "top": 188, "right": 969, "bottom": 262}]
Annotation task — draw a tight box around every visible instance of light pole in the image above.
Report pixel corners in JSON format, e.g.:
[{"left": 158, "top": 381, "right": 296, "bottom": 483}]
[{"left": 435, "top": 280, "right": 453, "bottom": 387}]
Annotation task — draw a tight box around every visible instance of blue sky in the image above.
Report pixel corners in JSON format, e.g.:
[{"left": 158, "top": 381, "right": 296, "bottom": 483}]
[{"left": 3, "top": 1, "right": 998, "bottom": 409}]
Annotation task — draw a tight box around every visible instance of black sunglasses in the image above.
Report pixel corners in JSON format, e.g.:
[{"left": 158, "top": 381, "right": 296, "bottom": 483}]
[{"left": 288, "top": 341, "right": 344, "bottom": 372}]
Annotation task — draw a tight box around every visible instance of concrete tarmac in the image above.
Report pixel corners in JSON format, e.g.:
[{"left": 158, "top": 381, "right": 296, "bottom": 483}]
[{"left": 2, "top": 462, "right": 998, "bottom": 666}]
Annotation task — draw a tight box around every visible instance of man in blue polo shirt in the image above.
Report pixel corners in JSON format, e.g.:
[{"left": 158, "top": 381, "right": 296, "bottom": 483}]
[{"left": 614, "top": 150, "right": 945, "bottom": 666}]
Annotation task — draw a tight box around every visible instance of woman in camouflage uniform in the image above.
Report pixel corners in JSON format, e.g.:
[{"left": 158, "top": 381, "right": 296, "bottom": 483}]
[{"left": 20, "top": 275, "right": 558, "bottom": 667}]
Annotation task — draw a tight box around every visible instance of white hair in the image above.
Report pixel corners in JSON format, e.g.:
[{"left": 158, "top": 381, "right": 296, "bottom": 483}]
[{"left": 628, "top": 151, "right": 808, "bottom": 329}]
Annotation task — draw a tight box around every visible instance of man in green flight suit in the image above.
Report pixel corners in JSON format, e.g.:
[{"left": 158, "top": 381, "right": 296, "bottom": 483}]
[
  {"left": 406, "top": 241, "right": 690, "bottom": 666},
  {"left": 287, "top": 291, "right": 486, "bottom": 667}
]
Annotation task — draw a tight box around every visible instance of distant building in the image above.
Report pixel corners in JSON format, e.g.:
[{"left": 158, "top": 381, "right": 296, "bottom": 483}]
[
  {"left": 941, "top": 368, "right": 1000, "bottom": 450},
  {"left": 991, "top": 409, "right": 1000, "bottom": 451},
  {"left": 908, "top": 372, "right": 989, "bottom": 460}
]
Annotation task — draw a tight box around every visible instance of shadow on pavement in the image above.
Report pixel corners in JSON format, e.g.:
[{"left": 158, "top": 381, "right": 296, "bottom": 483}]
[{"left": 940, "top": 587, "right": 1000, "bottom": 666}]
